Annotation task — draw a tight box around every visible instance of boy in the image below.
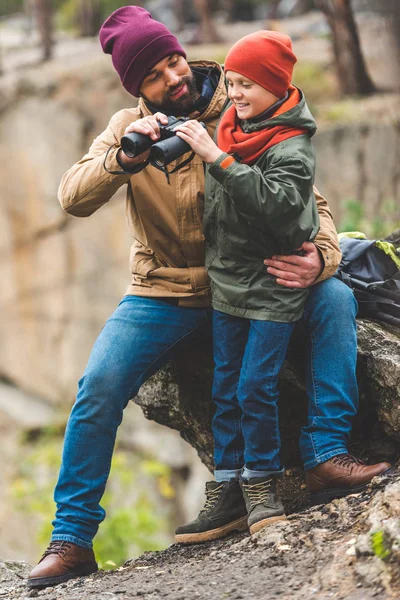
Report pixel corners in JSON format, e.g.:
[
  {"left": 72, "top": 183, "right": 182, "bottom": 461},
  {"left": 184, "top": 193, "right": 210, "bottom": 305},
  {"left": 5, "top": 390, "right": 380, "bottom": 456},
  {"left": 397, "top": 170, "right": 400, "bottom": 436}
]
[{"left": 175, "top": 30, "right": 320, "bottom": 540}]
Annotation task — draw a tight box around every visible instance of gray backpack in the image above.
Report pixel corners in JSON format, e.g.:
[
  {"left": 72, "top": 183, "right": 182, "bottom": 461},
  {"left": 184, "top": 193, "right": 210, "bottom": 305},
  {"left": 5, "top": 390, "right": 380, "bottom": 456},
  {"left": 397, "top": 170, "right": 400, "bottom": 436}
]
[{"left": 334, "top": 236, "right": 400, "bottom": 328}]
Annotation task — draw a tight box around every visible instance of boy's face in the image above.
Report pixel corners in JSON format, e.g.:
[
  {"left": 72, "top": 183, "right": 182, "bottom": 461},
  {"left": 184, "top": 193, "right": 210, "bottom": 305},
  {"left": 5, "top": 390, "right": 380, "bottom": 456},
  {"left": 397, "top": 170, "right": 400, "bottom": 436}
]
[
  {"left": 226, "top": 70, "right": 279, "bottom": 120},
  {"left": 139, "top": 54, "right": 199, "bottom": 116}
]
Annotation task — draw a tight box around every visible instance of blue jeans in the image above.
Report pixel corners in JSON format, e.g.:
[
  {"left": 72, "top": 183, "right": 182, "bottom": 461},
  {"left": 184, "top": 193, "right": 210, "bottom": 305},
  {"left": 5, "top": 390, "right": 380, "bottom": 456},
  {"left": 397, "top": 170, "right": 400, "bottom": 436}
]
[
  {"left": 299, "top": 277, "right": 359, "bottom": 469},
  {"left": 52, "top": 278, "right": 358, "bottom": 548},
  {"left": 52, "top": 296, "right": 212, "bottom": 549},
  {"left": 212, "top": 311, "right": 294, "bottom": 481}
]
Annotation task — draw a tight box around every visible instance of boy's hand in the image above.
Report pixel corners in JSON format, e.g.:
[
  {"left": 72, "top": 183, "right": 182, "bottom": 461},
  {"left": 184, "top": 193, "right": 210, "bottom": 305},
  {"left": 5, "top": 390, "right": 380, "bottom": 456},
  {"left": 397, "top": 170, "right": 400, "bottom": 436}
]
[
  {"left": 175, "top": 120, "right": 223, "bottom": 164},
  {"left": 264, "top": 242, "right": 324, "bottom": 288}
]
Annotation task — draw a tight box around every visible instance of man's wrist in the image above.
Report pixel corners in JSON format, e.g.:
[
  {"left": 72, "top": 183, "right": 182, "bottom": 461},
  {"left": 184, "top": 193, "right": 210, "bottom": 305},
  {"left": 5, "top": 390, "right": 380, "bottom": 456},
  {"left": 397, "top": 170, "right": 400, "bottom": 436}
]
[{"left": 116, "top": 148, "right": 148, "bottom": 171}]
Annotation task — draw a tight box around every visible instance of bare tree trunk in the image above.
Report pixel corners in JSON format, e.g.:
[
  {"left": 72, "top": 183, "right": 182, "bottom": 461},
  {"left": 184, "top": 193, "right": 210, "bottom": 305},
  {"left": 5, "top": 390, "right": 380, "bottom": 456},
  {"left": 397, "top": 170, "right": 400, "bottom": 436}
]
[
  {"left": 33, "top": 0, "right": 53, "bottom": 62},
  {"left": 317, "top": 0, "right": 375, "bottom": 95},
  {"left": 175, "top": 0, "right": 186, "bottom": 31},
  {"left": 78, "top": 0, "right": 102, "bottom": 37},
  {"left": 268, "top": 0, "right": 282, "bottom": 20},
  {"left": 224, "top": 0, "right": 235, "bottom": 23},
  {"left": 193, "top": 0, "right": 222, "bottom": 43}
]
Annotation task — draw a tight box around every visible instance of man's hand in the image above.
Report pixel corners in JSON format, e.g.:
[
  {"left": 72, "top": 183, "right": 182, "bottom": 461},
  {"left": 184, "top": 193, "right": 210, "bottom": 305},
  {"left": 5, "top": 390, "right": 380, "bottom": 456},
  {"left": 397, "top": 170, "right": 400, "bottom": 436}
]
[
  {"left": 264, "top": 242, "right": 323, "bottom": 289},
  {"left": 123, "top": 112, "right": 169, "bottom": 140},
  {"left": 175, "top": 120, "right": 223, "bottom": 164},
  {"left": 118, "top": 112, "right": 169, "bottom": 168}
]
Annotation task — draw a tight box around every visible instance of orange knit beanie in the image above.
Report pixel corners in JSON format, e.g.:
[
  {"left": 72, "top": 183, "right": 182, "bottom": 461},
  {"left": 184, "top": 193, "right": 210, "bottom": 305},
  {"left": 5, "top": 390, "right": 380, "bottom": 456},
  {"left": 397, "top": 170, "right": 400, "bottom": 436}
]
[{"left": 224, "top": 30, "right": 297, "bottom": 98}]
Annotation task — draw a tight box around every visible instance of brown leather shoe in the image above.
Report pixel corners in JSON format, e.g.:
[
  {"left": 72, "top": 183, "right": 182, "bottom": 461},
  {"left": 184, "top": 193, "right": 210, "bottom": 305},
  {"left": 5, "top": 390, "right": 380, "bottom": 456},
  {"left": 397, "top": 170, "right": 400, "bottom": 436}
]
[
  {"left": 27, "top": 541, "right": 98, "bottom": 589},
  {"left": 306, "top": 454, "right": 392, "bottom": 505}
]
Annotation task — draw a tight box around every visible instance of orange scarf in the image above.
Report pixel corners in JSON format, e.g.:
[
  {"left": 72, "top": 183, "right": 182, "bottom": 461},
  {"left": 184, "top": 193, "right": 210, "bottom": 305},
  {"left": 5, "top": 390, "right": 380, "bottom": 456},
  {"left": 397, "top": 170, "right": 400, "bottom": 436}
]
[{"left": 217, "top": 85, "right": 307, "bottom": 165}]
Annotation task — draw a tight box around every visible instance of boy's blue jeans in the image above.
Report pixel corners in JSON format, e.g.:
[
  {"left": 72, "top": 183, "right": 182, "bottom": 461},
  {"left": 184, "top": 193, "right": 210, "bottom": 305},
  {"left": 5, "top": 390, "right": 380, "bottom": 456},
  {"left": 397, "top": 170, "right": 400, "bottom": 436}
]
[
  {"left": 51, "top": 278, "right": 358, "bottom": 549},
  {"left": 212, "top": 311, "right": 294, "bottom": 482}
]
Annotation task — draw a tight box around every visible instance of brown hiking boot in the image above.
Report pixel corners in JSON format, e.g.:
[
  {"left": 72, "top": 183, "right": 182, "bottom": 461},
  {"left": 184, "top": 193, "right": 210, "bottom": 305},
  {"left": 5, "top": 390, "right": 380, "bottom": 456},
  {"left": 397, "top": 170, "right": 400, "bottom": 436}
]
[
  {"left": 306, "top": 454, "right": 392, "bottom": 505},
  {"left": 27, "top": 541, "right": 98, "bottom": 589}
]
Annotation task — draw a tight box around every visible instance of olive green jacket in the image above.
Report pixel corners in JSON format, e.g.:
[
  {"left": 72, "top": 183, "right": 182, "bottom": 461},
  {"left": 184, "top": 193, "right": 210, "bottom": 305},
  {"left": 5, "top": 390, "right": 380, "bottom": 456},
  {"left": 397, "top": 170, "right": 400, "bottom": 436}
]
[{"left": 204, "top": 90, "right": 320, "bottom": 322}]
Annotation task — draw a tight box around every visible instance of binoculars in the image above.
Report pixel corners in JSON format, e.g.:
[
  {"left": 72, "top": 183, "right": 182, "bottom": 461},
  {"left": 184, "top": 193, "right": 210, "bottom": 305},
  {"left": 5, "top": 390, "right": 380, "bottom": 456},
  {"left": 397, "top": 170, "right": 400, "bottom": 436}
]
[{"left": 121, "top": 116, "right": 205, "bottom": 168}]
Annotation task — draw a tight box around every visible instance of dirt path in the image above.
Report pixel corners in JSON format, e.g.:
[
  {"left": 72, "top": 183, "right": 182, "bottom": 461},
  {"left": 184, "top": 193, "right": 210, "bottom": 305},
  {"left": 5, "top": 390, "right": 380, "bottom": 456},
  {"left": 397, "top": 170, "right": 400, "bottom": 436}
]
[{"left": 2, "top": 472, "right": 399, "bottom": 600}]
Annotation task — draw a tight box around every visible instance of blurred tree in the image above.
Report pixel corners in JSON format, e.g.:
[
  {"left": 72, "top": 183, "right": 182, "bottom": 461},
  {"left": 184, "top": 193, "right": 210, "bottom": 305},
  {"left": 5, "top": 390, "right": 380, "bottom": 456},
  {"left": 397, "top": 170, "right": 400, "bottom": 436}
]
[
  {"left": 267, "top": 0, "right": 281, "bottom": 19},
  {"left": 175, "top": 0, "right": 186, "bottom": 31},
  {"left": 0, "top": 0, "right": 25, "bottom": 16},
  {"left": 33, "top": 0, "right": 53, "bottom": 61},
  {"left": 224, "top": 0, "right": 234, "bottom": 22},
  {"left": 316, "top": 0, "right": 375, "bottom": 95},
  {"left": 193, "top": 0, "right": 222, "bottom": 43},
  {"left": 57, "top": 1, "right": 138, "bottom": 35},
  {"left": 78, "top": 0, "right": 102, "bottom": 36},
  {"left": 360, "top": 0, "right": 400, "bottom": 92}
]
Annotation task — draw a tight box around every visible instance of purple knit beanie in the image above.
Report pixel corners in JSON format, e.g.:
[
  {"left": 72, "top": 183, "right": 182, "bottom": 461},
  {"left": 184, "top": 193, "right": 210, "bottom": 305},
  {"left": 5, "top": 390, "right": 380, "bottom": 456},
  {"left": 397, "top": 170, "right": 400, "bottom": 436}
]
[{"left": 99, "top": 6, "right": 186, "bottom": 97}]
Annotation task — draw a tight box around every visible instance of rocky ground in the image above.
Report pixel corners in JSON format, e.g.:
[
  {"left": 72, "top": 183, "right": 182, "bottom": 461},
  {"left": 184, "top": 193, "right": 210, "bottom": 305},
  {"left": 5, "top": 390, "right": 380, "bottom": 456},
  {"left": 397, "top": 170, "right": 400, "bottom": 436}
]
[{"left": 1, "top": 471, "right": 399, "bottom": 600}]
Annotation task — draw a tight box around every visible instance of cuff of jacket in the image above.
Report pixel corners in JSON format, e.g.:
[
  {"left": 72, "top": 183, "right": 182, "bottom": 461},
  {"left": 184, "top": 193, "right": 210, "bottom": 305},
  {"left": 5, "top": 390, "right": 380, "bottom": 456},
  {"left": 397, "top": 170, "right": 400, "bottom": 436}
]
[
  {"left": 116, "top": 148, "right": 149, "bottom": 174},
  {"left": 104, "top": 144, "right": 125, "bottom": 173},
  {"left": 314, "top": 244, "right": 342, "bottom": 284},
  {"left": 208, "top": 152, "right": 239, "bottom": 183},
  {"left": 104, "top": 144, "right": 148, "bottom": 175}
]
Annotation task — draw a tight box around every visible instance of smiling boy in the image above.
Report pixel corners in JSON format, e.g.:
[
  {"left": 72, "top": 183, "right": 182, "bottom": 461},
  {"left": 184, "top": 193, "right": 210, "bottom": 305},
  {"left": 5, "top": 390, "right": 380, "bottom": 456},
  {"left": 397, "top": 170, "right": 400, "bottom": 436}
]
[{"left": 174, "top": 30, "right": 320, "bottom": 540}]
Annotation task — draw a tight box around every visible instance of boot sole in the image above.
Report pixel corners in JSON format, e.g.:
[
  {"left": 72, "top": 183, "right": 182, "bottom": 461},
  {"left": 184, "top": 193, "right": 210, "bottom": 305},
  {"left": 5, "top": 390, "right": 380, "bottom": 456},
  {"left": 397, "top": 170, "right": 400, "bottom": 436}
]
[
  {"left": 27, "top": 564, "right": 98, "bottom": 589},
  {"left": 309, "top": 482, "right": 368, "bottom": 506},
  {"left": 175, "top": 515, "right": 248, "bottom": 544},
  {"left": 249, "top": 515, "right": 287, "bottom": 535}
]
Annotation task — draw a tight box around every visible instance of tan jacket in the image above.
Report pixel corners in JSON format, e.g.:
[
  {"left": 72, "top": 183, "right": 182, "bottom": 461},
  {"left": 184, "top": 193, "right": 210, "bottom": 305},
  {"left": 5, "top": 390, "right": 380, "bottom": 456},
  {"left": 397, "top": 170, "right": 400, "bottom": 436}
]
[{"left": 58, "top": 60, "right": 341, "bottom": 308}]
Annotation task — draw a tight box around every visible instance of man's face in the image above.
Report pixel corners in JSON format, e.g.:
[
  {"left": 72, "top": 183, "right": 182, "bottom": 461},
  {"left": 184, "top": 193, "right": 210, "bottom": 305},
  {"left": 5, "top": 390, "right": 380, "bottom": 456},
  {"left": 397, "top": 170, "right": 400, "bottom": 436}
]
[{"left": 139, "top": 54, "right": 199, "bottom": 116}]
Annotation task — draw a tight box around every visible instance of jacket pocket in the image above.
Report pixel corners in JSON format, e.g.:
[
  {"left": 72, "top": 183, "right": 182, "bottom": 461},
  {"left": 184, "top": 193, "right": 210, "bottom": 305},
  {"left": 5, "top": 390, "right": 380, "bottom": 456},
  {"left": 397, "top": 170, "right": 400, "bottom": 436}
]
[{"left": 130, "top": 240, "right": 166, "bottom": 280}]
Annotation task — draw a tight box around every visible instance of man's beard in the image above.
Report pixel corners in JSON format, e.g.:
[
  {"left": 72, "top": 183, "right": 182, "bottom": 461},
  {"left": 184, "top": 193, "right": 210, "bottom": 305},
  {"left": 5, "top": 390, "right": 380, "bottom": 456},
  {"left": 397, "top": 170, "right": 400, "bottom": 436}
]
[{"left": 142, "top": 74, "right": 199, "bottom": 117}]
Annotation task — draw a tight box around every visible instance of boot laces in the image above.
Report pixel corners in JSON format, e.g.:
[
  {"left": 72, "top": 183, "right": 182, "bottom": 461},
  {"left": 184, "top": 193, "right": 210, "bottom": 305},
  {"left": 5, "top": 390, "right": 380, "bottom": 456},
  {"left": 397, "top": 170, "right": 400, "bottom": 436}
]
[
  {"left": 241, "top": 479, "right": 273, "bottom": 508},
  {"left": 202, "top": 484, "right": 224, "bottom": 512},
  {"left": 42, "top": 540, "right": 73, "bottom": 560},
  {"left": 331, "top": 454, "right": 365, "bottom": 469}
]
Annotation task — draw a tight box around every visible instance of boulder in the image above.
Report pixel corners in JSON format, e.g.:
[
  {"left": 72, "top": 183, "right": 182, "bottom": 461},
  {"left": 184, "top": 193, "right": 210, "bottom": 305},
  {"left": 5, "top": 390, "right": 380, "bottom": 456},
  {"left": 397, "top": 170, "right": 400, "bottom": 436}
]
[{"left": 136, "top": 317, "right": 400, "bottom": 482}]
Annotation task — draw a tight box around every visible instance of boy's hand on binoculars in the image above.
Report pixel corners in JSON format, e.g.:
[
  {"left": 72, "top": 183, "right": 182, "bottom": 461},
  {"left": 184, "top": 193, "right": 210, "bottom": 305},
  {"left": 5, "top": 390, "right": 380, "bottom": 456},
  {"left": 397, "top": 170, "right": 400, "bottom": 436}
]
[
  {"left": 175, "top": 120, "right": 222, "bottom": 164},
  {"left": 263, "top": 242, "right": 324, "bottom": 288}
]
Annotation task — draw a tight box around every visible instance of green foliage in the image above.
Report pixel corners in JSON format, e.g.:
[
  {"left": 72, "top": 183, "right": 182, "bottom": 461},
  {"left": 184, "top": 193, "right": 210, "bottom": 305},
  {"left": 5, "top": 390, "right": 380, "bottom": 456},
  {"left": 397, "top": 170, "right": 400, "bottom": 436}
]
[
  {"left": 0, "top": 0, "right": 67, "bottom": 17},
  {"left": 339, "top": 200, "right": 364, "bottom": 234},
  {"left": 371, "top": 530, "right": 391, "bottom": 560},
  {"left": 339, "top": 198, "right": 400, "bottom": 239},
  {"left": 321, "top": 101, "right": 354, "bottom": 124},
  {"left": 56, "top": 0, "right": 132, "bottom": 32},
  {"left": 100, "top": 0, "right": 133, "bottom": 16},
  {"left": 0, "top": 0, "right": 24, "bottom": 17},
  {"left": 293, "top": 62, "right": 338, "bottom": 113},
  {"left": 94, "top": 453, "right": 169, "bottom": 569},
  {"left": 212, "top": 50, "right": 230, "bottom": 66},
  {"left": 10, "top": 429, "right": 172, "bottom": 569}
]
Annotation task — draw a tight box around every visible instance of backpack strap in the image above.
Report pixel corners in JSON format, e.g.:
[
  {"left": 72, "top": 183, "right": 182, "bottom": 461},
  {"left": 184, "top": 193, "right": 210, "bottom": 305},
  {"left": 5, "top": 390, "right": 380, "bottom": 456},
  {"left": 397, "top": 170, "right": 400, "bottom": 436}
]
[
  {"left": 355, "top": 288, "right": 400, "bottom": 326},
  {"left": 333, "top": 269, "right": 353, "bottom": 289}
]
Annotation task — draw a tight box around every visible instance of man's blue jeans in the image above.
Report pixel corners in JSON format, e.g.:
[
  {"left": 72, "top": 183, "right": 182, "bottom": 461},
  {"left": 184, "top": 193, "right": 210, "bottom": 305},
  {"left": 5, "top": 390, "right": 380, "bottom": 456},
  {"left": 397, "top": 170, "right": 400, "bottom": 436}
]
[
  {"left": 52, "top": 278, "right": 358, "bottom": 548},
  {"left": 212, "top": 311, "right": 294, "bottom": 481}
]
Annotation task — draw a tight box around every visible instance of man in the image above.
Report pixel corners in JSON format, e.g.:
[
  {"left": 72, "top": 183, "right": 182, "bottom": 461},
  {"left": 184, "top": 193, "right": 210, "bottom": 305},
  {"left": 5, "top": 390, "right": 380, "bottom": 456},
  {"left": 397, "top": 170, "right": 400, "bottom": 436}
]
[{"left": 28, "top": 6, "right": 390, "bottom": 589}]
